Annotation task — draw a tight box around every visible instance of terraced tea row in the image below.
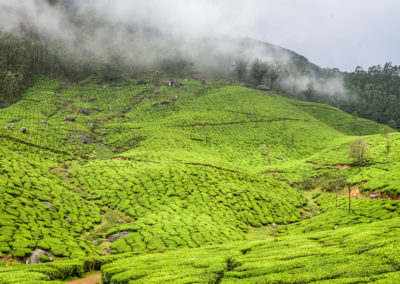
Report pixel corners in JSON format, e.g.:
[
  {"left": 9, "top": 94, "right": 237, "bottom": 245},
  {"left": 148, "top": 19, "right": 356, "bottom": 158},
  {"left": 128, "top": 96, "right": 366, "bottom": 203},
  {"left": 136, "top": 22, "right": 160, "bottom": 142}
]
[
  {"left": 0, "top": 139, "right": 101, "bottom": 259},
  {"left": 101, "top": 216, "right": 400, "bottom": 283},
  {"left": 70, "top": 160, "right": 306, "bottom": 253}
]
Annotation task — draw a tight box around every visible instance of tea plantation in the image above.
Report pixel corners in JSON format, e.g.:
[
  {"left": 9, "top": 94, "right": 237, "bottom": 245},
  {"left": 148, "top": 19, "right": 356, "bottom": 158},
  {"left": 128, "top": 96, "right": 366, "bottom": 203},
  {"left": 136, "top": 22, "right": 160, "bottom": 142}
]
[{"left": 0, "top": 76, "right": 399, "bottom": 283}]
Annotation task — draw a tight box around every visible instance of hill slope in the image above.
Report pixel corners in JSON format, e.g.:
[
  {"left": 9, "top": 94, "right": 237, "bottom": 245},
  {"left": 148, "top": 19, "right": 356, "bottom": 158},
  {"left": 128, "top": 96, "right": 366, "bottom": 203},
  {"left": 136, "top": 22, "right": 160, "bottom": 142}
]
[{"left": 0, "top": 76, "right": 399, "bottom": 283}]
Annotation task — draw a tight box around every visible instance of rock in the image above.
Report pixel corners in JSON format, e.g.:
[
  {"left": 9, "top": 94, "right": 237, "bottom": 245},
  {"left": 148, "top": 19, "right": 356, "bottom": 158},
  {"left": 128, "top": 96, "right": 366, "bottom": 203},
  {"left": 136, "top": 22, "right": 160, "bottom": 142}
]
[
  {"left": 128, "top": 116, "right": 135, "bottom": 120},
  {"left": 79, "top": 136, "right": 91, "bottom": 144},
  {"left": 65, "top": 217, "right": 72, "bottom": 223},
  {"left": 5, "top": 125, "right": 13, "bottom": 131},
  {"left": 100, "top": 130, "right": 108, "bottom": 136},
  {"left": 171, "top": 95, "right": 178, "bottom": 102},
  {"left": 224, "top": 80, "right": 232, "bottom": 86},
  {"left": 255, "top": 85, "right": 270, "bottom": 91},
  {"left": 93, "top": 107, "right": 103, "bottom": 112},
  {"left": 65, "top": 117, "right": 76, "bottom": 122},
  {"left": 166, "top": 79, "right": 182, "bottom": 87},
  {"left": 270, "top": 223, "right": 277, "bottom": 229},
  {"left": 109, "top": 105, "right": 114, "bottom": 110},
  {"left": 201, "top": 79, "right": 207, "bottom": 85},
  {"left": 0, "top": 102, "right": 11, "bottom": 109},
  {"left": 79, "top": 107, "right": 91, "bottom": 115},
  {"left": 26, "top": 249, "right": 53, "bottom": 264},
  {"left": 38, "top": 121, "right": 49, "bottom": 125},
  {"left": 119, "top": 114, "right": 125, "bottom": 118},
  {"left": 240, "top": 83, "right": 251, "bottom": 88},
  {"left": 152, "top": 101, "right": 170, "bottom": 108},
  {"left": 7, "top": 118, "right": 20, "bottom": 123},
  {"left": 42, "top": 202, "right": 57, "bottom": 212},
  {"left": 108, "top": 231, "right": 132, "bottom": 243},
  {"left": 20, "top": 127, "right": 27, "bottom": 134}
]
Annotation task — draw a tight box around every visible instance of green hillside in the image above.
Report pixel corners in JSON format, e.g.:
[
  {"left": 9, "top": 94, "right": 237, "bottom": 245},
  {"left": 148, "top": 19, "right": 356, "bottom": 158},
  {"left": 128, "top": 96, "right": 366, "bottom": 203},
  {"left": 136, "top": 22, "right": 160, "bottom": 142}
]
[{"left": 0, "top": 76, "right": 399, "bottom": 283}]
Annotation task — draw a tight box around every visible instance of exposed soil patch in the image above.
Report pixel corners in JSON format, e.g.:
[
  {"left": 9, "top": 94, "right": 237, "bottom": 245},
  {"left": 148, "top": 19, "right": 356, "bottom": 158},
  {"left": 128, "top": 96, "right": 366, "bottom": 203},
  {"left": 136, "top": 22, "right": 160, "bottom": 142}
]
[
  {"left": 335, "top": 164, "right": 351, "bottom": 169},
  {"left": 67, "top": 273, "right": 101, "bottom": 284}
]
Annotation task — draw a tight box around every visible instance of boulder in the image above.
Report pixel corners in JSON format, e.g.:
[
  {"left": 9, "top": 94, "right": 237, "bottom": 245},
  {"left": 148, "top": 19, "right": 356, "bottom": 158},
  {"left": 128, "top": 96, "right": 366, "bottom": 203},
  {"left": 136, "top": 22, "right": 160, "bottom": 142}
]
[
  {"left": 152, "top": 101, "right": 170, "bottom": 108},
  {"left": 270, "top": 223, "right": 277, "bottom": 229},
  {"left": 79, "top": 136, "right": 91, "bottom": 144},
  {"left": 5, "top": 125, "right": 13, "bottom": 131},
  {"left": 7, "top": 118, "right": 20, "bottom": 123},
  {"left": 20, "top": 127, "right": 27, "bottom": 134},
  {"left": 79, "top": 107, "right": 91, "bottom": 115},
  {"left": 166, "top": 79, "right": 182, "bottom": 87},
  {"left": 65, "top": 217, "right": 72, "bottom": 223},
  {"left": 255, "top": 85, "right": 270, "bottom": 91},
  {"left": 26, "top": 249, "right": 53, "bottom": 264},
  {"left": 108, "top": 231, "right": 132, "bottom": 243},
  {"left": 93, "top": 107, "right": 103, "bottom": 112},
  {"left": 65, "top": 117, "right": 76, "bottom": 122},
  {"left": 100, "top": 130, "right": 108, "bottom": 136},
  {"left": 42, "top": 202, "right": 57, "bottom": 212}
]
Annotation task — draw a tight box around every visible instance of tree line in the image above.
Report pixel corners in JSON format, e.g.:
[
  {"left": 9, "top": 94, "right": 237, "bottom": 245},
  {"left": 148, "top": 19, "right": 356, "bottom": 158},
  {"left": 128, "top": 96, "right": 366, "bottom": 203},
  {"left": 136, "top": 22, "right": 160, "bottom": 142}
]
[
  {"left": 234, "top": 58, "right": 400, "bottom": 130},
  {"left": 0, "top": 29, "right": 399, "bottom": 130},
  {"left": 344, "top": 63, "right": 399, "bottom": 129}
]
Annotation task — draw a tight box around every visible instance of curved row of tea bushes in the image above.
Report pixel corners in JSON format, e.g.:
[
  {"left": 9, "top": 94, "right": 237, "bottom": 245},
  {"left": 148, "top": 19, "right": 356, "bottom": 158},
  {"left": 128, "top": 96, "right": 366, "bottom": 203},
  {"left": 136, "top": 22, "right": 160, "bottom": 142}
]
[
  {"left": 0, "top": 141, "right": 101, "bottom": 259},
  {"left": 71, "top": 160, "right": 306, "bottom": 253}
]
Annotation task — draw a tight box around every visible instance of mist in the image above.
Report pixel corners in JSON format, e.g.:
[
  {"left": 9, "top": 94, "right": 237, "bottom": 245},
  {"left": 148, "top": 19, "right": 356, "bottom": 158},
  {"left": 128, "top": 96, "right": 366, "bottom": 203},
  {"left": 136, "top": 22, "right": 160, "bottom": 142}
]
[{"left": 0, "top": 0, "right": 348, "bottom": 99}]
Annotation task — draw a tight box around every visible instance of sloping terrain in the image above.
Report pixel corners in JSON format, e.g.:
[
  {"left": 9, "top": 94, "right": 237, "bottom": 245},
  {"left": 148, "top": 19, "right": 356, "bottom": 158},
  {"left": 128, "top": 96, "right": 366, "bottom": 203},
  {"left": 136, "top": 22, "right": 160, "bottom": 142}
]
[{"left": 0, "top": 76, "right": 398, "bottom": 283}]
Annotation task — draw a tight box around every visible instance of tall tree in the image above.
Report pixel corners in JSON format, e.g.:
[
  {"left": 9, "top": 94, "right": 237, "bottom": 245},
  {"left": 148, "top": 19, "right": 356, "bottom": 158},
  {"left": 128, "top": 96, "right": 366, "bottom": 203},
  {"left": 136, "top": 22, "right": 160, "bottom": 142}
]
[
  {"left": 249, "top": 59, "right": 268, "bottom": 86},
  {"left": 348, "top": 138, "right": 370, "bottom": 166}
]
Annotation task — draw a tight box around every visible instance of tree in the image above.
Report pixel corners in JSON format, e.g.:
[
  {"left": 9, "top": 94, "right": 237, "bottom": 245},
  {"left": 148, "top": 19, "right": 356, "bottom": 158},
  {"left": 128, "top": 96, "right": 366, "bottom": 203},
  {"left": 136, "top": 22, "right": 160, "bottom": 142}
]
[
  {"left": 233, "top": 58, "right": 248, "bottom": 82},
  {"left": 266, "top": 61, "right": 279, "bottom": 90},
  {"left": 381, "top": 126, "right": 391, "bottom": 154},
  {"left": 249, "top": 59, "right": 268, "bottom": 86},
  {"left": 389, "top": 119, "right": 397, "bottom": 129},
  {"left": 348, "top": 138, "right": 370, "bottom": 166},
  {"left": 303, "top": 81, "right": 316, "bottom": 101},
  {"left": 324, "top": 174, "right": 346, "bottom": 208},
  {"left": 348, "top": 183, "right": 352, "bottom": 216}
]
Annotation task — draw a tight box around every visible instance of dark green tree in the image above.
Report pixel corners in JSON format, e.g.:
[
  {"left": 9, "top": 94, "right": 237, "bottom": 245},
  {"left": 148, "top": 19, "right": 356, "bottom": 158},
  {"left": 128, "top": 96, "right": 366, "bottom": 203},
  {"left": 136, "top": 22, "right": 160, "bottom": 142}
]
[{"left": 249, "top": 59, "right": 268, "bottom": 86}]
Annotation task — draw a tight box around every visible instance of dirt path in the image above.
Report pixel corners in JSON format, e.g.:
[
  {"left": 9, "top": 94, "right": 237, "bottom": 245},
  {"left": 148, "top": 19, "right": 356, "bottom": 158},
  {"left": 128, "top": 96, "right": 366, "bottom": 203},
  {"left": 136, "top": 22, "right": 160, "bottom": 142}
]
[{"left": 67, "top": 273, "right": 102, "bottom": 284}]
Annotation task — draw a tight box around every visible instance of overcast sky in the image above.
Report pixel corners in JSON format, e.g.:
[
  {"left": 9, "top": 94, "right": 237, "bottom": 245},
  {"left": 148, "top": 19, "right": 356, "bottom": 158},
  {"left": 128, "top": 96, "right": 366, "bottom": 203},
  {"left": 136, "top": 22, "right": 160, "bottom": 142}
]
[
  {"left": 83, "top": 0, "right": 398, "bottom": 72},
  {"left": 1, "top": 0, "right": 399, "bottom": 72},
  {"left": 243, "top": 0, "right": 400, "bottom": 71}
]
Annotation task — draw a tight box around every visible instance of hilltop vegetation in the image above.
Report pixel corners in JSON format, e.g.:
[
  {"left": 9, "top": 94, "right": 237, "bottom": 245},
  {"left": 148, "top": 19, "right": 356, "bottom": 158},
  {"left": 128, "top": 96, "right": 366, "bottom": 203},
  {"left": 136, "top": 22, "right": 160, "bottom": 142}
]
[{"left": 0, "top": 76, "right": 399, "bottom": 283}]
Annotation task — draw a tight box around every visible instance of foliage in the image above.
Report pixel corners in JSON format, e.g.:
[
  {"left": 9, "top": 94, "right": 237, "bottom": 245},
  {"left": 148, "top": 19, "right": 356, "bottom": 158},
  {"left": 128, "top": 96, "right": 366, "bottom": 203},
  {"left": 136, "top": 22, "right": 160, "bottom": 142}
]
[
  {"left": 345, "top": 63, "right": 400, "bottom": 130},
  {"left": 0, "top": 76, "right": 398, "bottom": 283},
  {"left": 348, "top": 137, "right": 370, "bottom": 166}
]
